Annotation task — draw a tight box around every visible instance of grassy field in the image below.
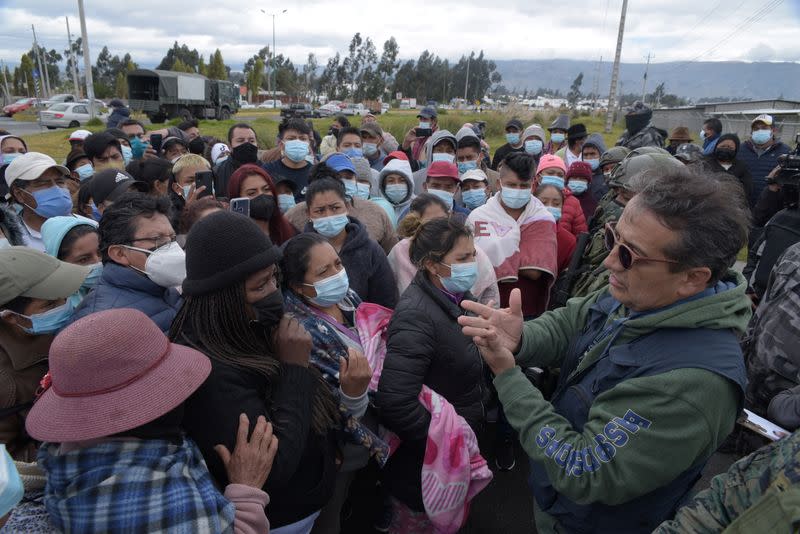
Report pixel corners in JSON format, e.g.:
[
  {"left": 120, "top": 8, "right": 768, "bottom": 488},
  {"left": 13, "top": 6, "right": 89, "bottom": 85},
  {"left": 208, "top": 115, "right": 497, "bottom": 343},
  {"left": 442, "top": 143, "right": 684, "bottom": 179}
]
[{"left": 22, "top": 108, "right": 626, "bottom": 163}]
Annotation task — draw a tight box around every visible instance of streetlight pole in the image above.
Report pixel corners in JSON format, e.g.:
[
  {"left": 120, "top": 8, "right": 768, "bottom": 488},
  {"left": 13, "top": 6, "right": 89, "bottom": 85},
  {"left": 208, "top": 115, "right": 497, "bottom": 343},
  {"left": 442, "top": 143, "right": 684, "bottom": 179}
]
[
  {"left": 77, "top": 0, "right": 96, "bottom": 119},
  {"left": 260, "top": 9, "right": 287, "bottom": 105}
]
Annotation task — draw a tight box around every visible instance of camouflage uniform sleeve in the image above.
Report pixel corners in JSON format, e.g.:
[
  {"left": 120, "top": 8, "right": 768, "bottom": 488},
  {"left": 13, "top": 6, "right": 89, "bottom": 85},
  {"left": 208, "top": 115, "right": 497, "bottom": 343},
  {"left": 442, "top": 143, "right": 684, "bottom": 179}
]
[{"left": 768, "top": 384, "right": 800, "bottom": 430}]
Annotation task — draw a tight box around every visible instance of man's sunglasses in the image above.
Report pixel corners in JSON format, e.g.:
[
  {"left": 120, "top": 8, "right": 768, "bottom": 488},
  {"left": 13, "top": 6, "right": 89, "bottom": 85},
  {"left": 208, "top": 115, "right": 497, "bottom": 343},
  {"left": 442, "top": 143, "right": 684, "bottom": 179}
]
[{"left": 604, "top": 222, "right": 680, "bottom": 270}]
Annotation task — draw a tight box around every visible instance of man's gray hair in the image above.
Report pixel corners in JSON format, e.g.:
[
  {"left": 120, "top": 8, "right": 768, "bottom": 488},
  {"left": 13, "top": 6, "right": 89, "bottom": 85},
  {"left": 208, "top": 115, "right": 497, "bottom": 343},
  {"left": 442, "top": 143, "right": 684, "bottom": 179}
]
[{"left": 632, "top": 167, "right": 750, "bottom": 284}]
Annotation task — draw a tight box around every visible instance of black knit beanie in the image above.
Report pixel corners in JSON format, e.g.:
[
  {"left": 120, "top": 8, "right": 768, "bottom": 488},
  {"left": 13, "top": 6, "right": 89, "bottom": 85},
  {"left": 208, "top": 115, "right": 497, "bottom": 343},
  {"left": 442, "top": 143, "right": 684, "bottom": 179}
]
[{"left": 182, "top": 210, "right": 281, "bottom": 296}]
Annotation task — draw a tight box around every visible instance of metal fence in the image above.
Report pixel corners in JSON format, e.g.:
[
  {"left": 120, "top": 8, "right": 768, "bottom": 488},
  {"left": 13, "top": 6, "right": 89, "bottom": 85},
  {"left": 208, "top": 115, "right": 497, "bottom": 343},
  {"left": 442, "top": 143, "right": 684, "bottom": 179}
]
[{"left": 652, "top": 109, "right": 800, "bottom": 147}]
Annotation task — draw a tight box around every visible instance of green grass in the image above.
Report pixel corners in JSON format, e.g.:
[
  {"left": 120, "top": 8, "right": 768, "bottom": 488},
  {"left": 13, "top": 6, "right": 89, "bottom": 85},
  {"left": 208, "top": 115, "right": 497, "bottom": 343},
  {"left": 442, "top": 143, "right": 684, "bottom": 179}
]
[{"left": 23, "top": 108, "right": 626, "bottom": 163}]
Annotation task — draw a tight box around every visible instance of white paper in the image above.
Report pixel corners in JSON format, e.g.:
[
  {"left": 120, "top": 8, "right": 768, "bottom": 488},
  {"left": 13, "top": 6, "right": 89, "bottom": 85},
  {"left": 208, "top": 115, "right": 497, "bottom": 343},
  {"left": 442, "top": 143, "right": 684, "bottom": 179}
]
[{"left": 740, "top": 409, "right": 791, "bottom": 441}]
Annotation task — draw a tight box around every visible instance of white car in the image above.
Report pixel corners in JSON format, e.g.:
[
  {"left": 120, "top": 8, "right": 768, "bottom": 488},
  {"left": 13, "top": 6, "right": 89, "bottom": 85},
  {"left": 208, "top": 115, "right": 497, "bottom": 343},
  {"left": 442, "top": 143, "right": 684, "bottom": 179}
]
[
  {"left": 257, "top": 100, "right": 278, "bottom": 109},
  {"left": 342, "top": 103, "right": 368, "bottom": 116},
  {"left": 315, "top": 103, "right": 340, "bottom": 117},
  {"left": 240, "top": 102, "right": 256, "bottom": 109},
  {"left": 40, "top": 102, "right": 101, "bottom": 129},
  {"left": 42, "top": 94, "right": 77, "bottom": 108}
]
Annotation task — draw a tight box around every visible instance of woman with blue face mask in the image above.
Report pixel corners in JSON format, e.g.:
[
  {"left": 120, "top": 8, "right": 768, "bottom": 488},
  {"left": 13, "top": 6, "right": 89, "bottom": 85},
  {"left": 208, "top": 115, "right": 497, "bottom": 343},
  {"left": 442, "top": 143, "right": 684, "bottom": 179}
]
[
  {"left": 534, "top": 184, "right": 577, "bottom": 274},
  {"left": 304, "top": 177, "right": 398, "bottom": 309},
  {"left": 280, "top": 232, "right": 388, "bottom": 533},
  {"left": 41, "top": 216, "right": 102, "bottom": 299},
  {"left": 566, "top": 160, "right": 598, "bottom": 222},
  {"left": 0, "top": 247, "right": 89, "bottom": 462},
  {"left": 376, "top": 217, "right": 487, "bottom": 530}
]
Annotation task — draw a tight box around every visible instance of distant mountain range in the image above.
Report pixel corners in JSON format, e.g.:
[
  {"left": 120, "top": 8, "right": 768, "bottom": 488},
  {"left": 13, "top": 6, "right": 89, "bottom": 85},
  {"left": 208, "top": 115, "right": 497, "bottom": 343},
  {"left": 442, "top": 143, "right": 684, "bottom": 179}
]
[{"left": 492, "top": 59, "right": 800, "bottom": 101}]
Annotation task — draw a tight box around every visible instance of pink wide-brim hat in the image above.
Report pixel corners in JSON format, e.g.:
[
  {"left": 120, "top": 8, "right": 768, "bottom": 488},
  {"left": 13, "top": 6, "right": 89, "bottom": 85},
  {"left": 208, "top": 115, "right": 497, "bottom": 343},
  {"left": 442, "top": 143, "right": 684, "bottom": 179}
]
[{"left": 26, "top": 308, "right": 210, "bottom": 443}]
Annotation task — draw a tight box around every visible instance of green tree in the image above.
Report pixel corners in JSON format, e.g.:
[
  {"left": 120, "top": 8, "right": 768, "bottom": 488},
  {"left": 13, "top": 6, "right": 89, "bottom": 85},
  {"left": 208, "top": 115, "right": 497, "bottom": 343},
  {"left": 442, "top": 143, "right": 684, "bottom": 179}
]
[
  {"left": 157, "top": 42, "right": 201, "bottom": 72},
  {"left": 207, "top": 49, "right": 228, "bottom": 80},
  {"left": 114, "top": 72, "right": 127, "bottom": 98},
  {"left": 198, "top": 55, "right": 208, "bottom": 76},
  {"left": 245, "top": 57, "right": 265, "bottom": 100},
  {"left": 13, "top": 54, "right": 35, "bottom": 96},
  {"left": 567, "top": 72, "right": 584, "bottom": 107},
  {"left": 171, "top": 58, "right": 194, "bottom": 73}
]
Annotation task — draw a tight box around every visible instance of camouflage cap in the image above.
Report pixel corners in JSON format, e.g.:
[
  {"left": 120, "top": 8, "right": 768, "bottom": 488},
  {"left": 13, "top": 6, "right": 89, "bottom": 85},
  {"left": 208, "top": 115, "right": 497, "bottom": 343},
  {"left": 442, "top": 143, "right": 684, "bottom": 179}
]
[
  {"left": 598, "top": 146, "right": 631, "bottom": 168},
  {"left": 674, "top": 143, "right": 704, "bottom": 163},
  {"left": 607, "top": 152, "right": 684, "bottom": 190}
]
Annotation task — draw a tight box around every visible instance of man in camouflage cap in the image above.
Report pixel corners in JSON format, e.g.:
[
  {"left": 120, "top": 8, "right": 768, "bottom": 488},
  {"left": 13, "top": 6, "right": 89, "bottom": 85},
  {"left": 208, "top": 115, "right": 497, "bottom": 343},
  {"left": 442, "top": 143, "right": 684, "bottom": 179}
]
[{"left": 616, "top": 101, "right": 668, "bottom": 150}]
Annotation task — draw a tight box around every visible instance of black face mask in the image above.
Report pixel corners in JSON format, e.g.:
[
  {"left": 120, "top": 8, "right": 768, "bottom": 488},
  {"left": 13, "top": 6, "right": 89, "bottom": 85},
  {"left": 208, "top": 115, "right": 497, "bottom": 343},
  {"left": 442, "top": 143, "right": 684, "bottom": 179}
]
[
  {"left": 232, "top": 142, "right": 258, "bottom": 164},
  {"left": 716, "top": 148, "right": 736, "bottom": 162},
  {"left": 251, "top": 288, "right": 284, "bottom": 328},
  {"left": 189, "top": 137, "right": 206, "bottom": 155},
  {"left": 250, "top": 194, "right": 276, "bottom": 221}
]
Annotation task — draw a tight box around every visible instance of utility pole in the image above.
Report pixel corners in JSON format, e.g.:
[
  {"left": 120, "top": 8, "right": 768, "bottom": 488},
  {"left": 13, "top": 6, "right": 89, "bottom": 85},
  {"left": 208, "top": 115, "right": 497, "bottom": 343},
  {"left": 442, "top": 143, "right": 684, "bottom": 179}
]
[
  {"left": 641, "top": 52, "right": 653, "bottom": 104},
  {"left": 77, "top": 0, "right": 96, "bottom": 118},
  {"left": 604, "top": 0, "right": 628, "bottom": 133},
  {"left": 31, "top": 26, "right": 47, "bottom": 100},
  {"left": 32, "top": 25, "right": 51, "bottom": 97},
  {"left": 66, "top": 17, "right": 81, "bottom": 98},
  {"left": 464, "top": 53, "right": 471, "bottom": 105},
  {"left": 591, "top": 56, "right": 603, "bottom": 111}
]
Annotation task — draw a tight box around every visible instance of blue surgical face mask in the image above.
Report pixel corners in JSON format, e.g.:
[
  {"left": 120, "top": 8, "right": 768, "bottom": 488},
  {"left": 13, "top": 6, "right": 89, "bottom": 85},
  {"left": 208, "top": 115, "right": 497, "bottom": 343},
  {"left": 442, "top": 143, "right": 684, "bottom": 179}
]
[
  {"left": 75, "top": 163, "right": 94, "bottom": 181},
  {"left": 91, "top": 202, "right": 102, "bottom": 222},
  {"left": 344, "top": 147, "right": 363, "bottom": 159},
  {"left": 362, "top": 143, "right": 378, "bottom": 157},
  {"left": 121, "top": 145, "right": 133, "bottom": 166},
  {"left": 699, "top": 129, "right": 707, "bottom": 140},
  {"left": 384, "top": 183, "right": 409, "bottom": 203},
  {"left": 181, "top": 184, "right": 193, "bottom": 199},
  {"left": 130, "top": 136, "right": 148, "bottom": 159},
  {"left": 11, "top": 298, "right": 76, "bottom": 335},
  {"left": 438, "top": 261, "right": 478, "bottom": 294},
  {"left": 551, "top": 133, "right": 565, "bottom": 144},
  {"left": 1, "top": 152, "right": 22, "bottom": 166},
  {"left": 284, "top": 139, "right": 310, "bottom": 162},
  {"left": 501, "top": 186, "right": 532, "bottom": 209},
  {"left": 427, "top": 188, "right": 454, "bottom": 206},
  {"left": 342, "top": 179, "right": 358, "bottom": 199},
  {"left": 278, "top": 193, "right": 296, "bottom": 213},
  {"left": 24, "top": 186, "right": 73, "bottom": 218},
  {"left": 524, "top": 140, "right": 543, "bottom": 155},
  {"left": 418, "top": 121, "right": 431, "bottom": 130},
  {"left": 506, "top": 133, "right": 521, "bottom": 145},
  {"left": 752, "top": 129, "right": 772, "bottom": 145},
  {"left": 584, "top": 158, "right": 600, "bottom": 171},
  {"left": 355, "top": 182, "right": 371, "bottom": 200},
  {"left": 546, "top": 206, "right": 562, "bottom": 221},
  {"left": 313, "top": 213, "right": 349, "bottom": 238},
  {"left": 0, "top": 445, "right": 23, "bottom": 517},
  {"left": 568, "top": 180, "right": 588, "bottom": 195},
  {"left": 458, "top": 160, "right": 478, "bottom": 175},
  {"left": 431, "top": 152, "right": 454, "bottom": 164},
  {"left": 540, "top": 175, "right": 565, "bottom": 190},
  {"left": 304, "top": 267, "right": 350, "bottom": 308},
  {"left": 82, "top": 262, "right": 103, "bottom": 289},
  {"left": 462, "top": 188, "right": 487, "bottom": 210},
  {"left": 0, "top": 239, "right": 10, "bottom": 250}
]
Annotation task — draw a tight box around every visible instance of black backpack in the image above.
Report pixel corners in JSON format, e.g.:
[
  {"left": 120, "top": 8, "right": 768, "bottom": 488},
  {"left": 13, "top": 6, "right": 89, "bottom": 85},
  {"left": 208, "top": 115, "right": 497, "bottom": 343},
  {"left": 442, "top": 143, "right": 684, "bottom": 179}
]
[{"left": 752, "top": 208, "right": 800, "bottom": 298}]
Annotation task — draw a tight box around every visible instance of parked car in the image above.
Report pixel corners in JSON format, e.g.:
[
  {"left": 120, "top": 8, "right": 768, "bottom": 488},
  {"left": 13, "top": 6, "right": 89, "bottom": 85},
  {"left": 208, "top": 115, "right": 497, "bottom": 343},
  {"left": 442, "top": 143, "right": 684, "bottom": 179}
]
[
  {"left": 240, "top": 101, "right": 256, "bottom": 110},
  {"left": 40, "top": 102, "right": 102, "bottom": 129},
  {"left": 381, "top": 103, "right": 390, "bottom": 114},
  {"left": 42, "top": 94, "right": 77, "bottom": 108},
  {"left": 257, "top": 100, "right": 279, "bottom": 109},
  {"left": 342, "top": 103, "right": 368, "bottom": 117},
  {"left": 280, "top": 103, "right": 314, "bottom": 119},
  {"left": 2, "top": 98, "right": 40, "bottom": 117},
  {"left": 314, "top": 103, "right": 339, "bottom": 117}
]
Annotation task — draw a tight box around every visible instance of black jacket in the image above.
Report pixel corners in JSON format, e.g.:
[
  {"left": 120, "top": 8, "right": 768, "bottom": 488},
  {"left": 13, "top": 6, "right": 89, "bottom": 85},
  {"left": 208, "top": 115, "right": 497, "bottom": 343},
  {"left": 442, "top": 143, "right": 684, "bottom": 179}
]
[
  {"left": 704, "top": 156, "right": 753, "bottom": 202},
  {"left": 304, "top": 216, "right": 398, "bottom": 308},
  {"left": 491, "top": 143, "right": 525, "bottom": 170},
  {"left": 179, "top": 328, "right": 337, "bottom": 528},
  {"left": 376, "top": 271, "right": 485, "bottom": 510}
]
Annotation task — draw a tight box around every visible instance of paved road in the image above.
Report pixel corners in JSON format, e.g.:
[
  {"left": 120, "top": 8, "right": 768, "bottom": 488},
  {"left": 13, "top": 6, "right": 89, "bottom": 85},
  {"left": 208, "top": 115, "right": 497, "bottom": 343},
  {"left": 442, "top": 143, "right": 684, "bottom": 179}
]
[{"left": 0, "top": 116, "right": 51, "bottom": 137}]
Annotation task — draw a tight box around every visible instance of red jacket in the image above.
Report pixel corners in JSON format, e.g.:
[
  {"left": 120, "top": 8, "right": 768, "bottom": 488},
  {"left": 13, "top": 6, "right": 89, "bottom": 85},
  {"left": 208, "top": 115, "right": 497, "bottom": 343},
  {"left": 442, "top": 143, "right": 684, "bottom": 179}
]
[
  {"left": 559, "top": 192, "right": 588, "bottom": 237},
  {"left": 556, "top": 227, "right": 577, "bottom": 273}
]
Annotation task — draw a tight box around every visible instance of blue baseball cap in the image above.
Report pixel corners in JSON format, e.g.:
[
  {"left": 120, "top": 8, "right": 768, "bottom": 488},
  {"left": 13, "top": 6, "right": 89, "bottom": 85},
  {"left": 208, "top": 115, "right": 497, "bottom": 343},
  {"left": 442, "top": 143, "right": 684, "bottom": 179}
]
[
  {"left": 417, "top": 107, "right": 437, "bottom": 119},
  {"left": 326, "top": 153, "right": 356, "bottom": 173}
]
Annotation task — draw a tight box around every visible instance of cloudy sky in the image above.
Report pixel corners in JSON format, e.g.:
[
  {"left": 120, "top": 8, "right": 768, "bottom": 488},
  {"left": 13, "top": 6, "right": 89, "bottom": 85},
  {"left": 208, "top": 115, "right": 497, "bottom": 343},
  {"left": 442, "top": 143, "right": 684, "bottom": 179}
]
[{"left": 1, "top": 0, "right": 799, "bottom": 70}]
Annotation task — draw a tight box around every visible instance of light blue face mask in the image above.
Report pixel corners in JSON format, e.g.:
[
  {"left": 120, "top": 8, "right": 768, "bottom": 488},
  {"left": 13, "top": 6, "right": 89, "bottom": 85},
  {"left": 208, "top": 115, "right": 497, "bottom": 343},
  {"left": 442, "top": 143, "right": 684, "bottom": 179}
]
[
  {"left": 752, "top": 129, "right": 772, "bottom": 145},
  {"left": 462, "top": 188, "right": 487, "bottom": 210},
  {"left": 546, "top": 206, "right": 562, "bottom": 221},
  {"left": 584, "top": 158, "right": 600, "bottom": 171},
  {"left": 355, "top": 182, "right": 371, "bottom": 200},
  {"left": 82, "top": 262, "right": 103, "bottom": 289},
  {"left": 568, "top": 180, "right": 589, "bottom": 195},
  {"left": 385, "top": 183, "right": 408, "bottom": 203},
  {"left": 182, "top": 184, "right": 193, "bottom": 199},
  {"left": 551, "top": 133, "right": 566, "bottom": 144},
  {"left": 342, "top": 179, "right": 359, "bottom": 199},
  {"left": 91, "top": 202, "right": 102, "bottom": 222},
  {"left": 438, "top": 261, "right": 478, "bottom": 294},
  {"left": 304, "top": 268, "right": 350, "bottom": 308},
  {"left": 362, "top": 143, "right": 378, "bottom": 157},
  {"left": 524, "top": 140, "right": 543, "bottom": 155},
  {"left": 418, "top": 121, "right": 431, "bottom": 130},
  {"left": 121, "top": 145, "right": 133, "bottom": 166},
  {"left": 344, "top": 147, "right": 363, "bottom": 159},
  {"left": 428, "top": 188, "right": 454, "bottom": 206},
  {"left": 431, "top": 153, "right": 455, "bottom": 164},
  {"left": 25, "top": 186, "right": 73, "bottom": 218},
  {"left": 75, "top": 163, "right": 94, "bottom": 181},
  {"left": 313, "top": 213, "right": 349, "bottom": 238},
  {"left": 506, "top": 133, "right": 521, "bottom": 145},
  {"left": 501, "top": 186, "right": 532, "bottom": 209},
  {"left": 284, "top": 140, "right": 309, "bottom": 162},
  {"left": 278, "top": 193, "right": 296, "bottom": 213},
  {"left": 1, "top": 152, "right": 22, "bottom": 166},
  {"left": 458, "top": 160, "right": 478, "bottom": 175},
  {"left": 11, "top": 299, "right": 76, "bottom": 335},
  {"left": 540, "top": 175, "right": 566, "bottom": 190},
  {"left": 0, "top": 445, "right": 23, "bottom": 517}
]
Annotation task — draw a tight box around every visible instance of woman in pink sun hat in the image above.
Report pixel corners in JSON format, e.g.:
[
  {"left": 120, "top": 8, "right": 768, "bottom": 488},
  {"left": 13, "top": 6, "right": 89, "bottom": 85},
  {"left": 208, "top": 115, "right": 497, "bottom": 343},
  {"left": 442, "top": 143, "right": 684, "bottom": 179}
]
[{"left": 23, "top": 308, "right": 278, "bottom": 533}]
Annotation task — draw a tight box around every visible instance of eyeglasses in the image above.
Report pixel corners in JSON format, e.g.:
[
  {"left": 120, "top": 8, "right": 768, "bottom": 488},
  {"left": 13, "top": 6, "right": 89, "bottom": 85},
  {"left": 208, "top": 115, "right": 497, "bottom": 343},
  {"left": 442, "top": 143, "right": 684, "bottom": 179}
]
[
  {"left": 604, "top": 222, "right": 680, "bottom": 270},
  {"left": 129, "top": 234, "right": 177, "bottom": 251}
]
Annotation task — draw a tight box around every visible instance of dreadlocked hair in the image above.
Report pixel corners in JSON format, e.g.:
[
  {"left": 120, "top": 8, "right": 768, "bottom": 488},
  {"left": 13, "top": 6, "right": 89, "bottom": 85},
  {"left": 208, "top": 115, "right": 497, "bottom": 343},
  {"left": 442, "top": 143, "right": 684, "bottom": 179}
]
[{"left": 169, "top": 283, "right": 339, "bottom": 436}]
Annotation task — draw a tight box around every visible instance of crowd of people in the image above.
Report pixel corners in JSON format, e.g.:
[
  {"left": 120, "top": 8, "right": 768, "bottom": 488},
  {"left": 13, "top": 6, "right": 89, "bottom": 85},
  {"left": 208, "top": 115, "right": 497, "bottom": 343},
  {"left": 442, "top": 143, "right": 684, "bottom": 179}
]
[{"left": 0, "top": 98, "right": 798, "bottom": 533}]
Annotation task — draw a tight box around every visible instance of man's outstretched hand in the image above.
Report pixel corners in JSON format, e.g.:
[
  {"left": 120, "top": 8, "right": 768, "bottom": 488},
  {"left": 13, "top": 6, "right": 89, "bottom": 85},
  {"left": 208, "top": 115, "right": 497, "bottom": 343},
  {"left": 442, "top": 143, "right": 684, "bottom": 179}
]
[{"left": 458, "top": 288, "right": 524, "bottom": 374}]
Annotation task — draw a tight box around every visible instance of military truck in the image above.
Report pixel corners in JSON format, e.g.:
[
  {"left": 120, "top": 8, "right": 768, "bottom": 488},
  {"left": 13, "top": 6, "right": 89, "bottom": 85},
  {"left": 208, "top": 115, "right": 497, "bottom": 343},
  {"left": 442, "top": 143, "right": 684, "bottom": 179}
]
[{"left": 127, "top": 69, "right": 239, "bottom": 123}]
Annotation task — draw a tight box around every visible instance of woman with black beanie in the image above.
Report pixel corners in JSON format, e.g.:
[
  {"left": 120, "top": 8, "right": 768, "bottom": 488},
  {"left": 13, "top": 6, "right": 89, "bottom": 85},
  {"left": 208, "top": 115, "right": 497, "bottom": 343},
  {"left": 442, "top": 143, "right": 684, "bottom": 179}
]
[{"left": 173, "top": 210, "right": 340, "bottom": 532}]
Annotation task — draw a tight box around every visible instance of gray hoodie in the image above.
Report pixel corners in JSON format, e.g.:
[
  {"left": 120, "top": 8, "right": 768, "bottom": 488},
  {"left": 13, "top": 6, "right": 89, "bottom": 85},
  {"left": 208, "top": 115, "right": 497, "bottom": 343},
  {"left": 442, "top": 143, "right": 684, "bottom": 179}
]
[
  {"left": 582, "top": 133, "right": 608, "bottom": 157},
  {"left": 379, "top": 157, "right": 416, "bottom": 218},
  {"left": 412, "top": 130, "right": 457, "bottom": 194}
]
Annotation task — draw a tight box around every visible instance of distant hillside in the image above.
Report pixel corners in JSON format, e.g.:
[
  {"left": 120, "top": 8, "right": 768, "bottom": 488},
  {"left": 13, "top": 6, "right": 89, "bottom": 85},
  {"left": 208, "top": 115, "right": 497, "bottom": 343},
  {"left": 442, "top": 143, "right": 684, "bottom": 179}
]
[{"left": 493, "top": 59, "right": 800, "bottom": 101}]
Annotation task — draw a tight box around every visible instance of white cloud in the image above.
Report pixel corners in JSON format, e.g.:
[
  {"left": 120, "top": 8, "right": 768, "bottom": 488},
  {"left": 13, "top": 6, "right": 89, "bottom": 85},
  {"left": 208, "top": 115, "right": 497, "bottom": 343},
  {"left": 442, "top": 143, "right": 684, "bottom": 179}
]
[{"left": 0, "top": 0, "right": 798, "bottom": 69}]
